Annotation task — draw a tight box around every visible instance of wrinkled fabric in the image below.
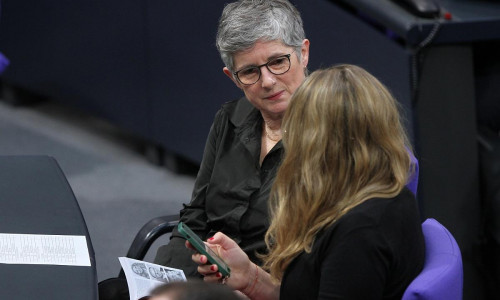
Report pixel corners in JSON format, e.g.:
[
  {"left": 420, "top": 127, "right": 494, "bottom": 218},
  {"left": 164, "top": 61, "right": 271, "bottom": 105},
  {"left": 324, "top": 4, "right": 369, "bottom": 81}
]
[{"left": 154, "top": 98, "right": 283, "bottom": 276}]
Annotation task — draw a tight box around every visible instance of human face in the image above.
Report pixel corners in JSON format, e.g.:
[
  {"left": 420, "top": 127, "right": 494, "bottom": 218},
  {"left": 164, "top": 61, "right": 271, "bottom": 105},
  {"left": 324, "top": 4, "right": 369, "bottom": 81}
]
[{"left": 223, "top": 39, "right": 309, "bottom": 120}]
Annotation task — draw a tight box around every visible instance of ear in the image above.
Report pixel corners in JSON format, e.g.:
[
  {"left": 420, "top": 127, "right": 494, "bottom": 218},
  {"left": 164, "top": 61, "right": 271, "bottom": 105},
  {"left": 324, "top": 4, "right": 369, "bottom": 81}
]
[
  {"left": 300, "top": 39, "right": 310, "bottom": 68},
  {"left": 223, "top": 67, "right": 243, "bottom": 89}
]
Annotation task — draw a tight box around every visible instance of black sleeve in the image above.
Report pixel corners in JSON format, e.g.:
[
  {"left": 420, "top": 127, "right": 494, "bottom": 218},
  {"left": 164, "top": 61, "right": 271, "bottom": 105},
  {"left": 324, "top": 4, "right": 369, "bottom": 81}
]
[
  {"left": 318, "top": 227, "right": 390, "bottom": 299},
  {"left": 153, "top": 109, "right": 225, "bottom": 276},
  {"left": 153, "top": 237, "right": 199, "bottom": 277}
]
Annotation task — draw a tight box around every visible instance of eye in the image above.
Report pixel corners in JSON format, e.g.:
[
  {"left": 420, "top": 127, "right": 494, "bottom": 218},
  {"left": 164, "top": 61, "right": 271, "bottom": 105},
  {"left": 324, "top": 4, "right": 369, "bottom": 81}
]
[
  {"left": 268, "top": 57, "right": 287, "bottom": 67},
  {"left": 239, "top": 67, "right": 259, "bottom": 77}
]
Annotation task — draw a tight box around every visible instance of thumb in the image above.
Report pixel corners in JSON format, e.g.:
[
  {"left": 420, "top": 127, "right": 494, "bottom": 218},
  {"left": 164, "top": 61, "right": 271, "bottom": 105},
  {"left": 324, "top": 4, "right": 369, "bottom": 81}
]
[{"left": 207, "top": 232, "right": 238, "bottom": 250}]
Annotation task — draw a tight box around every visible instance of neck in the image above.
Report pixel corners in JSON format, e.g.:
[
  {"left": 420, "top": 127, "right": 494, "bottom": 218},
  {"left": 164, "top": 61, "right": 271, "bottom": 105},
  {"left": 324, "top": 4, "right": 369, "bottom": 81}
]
[
  {"left": 263, "top": 122, "right": 282, "bottom": 142},
  {"left": 261, "top": 113, "right": 283, "bottom": 132}
]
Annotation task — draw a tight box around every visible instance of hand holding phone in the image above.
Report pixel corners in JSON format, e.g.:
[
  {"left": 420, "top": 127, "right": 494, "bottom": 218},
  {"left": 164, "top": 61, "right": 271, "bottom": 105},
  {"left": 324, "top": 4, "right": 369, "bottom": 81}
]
[{"left": 177, "top": 222, "right": 231, "bottom": 278}]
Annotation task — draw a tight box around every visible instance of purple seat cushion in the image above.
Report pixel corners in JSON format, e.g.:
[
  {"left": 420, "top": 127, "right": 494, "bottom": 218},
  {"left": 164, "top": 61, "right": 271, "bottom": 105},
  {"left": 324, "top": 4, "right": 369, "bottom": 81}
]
[{"left": 402, "top": 218, "right": 463, "bottom": 300}]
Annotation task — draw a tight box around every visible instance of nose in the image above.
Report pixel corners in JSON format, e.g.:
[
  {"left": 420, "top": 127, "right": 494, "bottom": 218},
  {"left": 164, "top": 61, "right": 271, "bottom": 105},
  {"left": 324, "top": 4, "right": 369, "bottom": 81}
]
[{"left": 260, "top": 67, "right": 276, "bottom": 88}]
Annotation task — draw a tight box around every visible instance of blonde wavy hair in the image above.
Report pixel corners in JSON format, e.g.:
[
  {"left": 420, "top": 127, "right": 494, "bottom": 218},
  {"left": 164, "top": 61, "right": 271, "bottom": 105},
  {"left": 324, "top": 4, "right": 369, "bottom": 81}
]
[{"left": 262, "top": 64, "right": 414, "bottom": 281}]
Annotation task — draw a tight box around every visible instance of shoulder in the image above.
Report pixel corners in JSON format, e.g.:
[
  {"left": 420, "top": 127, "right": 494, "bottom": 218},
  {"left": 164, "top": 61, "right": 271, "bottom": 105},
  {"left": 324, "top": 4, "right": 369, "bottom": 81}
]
[
  {"left": 346, "top": 188, "right": 416, "bottom": 223},
  {"left": 326, "top": 188, "right": 420, "bottom": 239},
  {"left": 219, "top": 97, "right": 259, "bottom": 127},
  {"left": 313, "top": 189, "right": 422, "bottom": 263}
]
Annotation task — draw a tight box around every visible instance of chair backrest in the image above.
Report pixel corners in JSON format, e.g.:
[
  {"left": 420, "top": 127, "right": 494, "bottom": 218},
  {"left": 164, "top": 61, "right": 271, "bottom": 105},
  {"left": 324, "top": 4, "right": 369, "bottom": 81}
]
[
  {"left": 402, "top": 218, "right": 463, "bottom": 300},
  {"left": 406, "top": 151, "right": 419, "bottom": 196},
  {"left": 0, "top": 52, "right": 9, "bottom": 74}
]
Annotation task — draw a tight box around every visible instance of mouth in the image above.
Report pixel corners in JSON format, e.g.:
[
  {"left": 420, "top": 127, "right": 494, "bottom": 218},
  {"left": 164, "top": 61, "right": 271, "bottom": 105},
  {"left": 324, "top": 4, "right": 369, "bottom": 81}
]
[{"left": 265, "top": 90, "right": 285, "bottom": 101}]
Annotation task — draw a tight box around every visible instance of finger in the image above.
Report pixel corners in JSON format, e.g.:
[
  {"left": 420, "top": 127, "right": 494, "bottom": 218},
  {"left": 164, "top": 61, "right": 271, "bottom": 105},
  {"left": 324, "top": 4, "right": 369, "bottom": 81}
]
[
  {"left": 207, "top": 232, "right": 239, "bottom": 249},
  {"left": 197, "top": 264, "right": 218, "bottom": 275},
  {"left": 203, "top": 272, "right": 224, "bottom": 283},
  {"left": 185, "top": 240, "right": 195, "bottom": 250},
  {"left": 192, "top": 253, "right": 207, "bottom": 264}
]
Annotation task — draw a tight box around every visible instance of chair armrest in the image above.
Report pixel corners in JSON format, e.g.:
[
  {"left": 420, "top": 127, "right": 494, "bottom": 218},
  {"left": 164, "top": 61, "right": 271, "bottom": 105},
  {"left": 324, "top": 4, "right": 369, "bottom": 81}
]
[
  {"left": 119, "top": 214, "right": 179, "bottom": 278},
  {"left": 126, "top": 214, "right": 179, "bottom": 259}
]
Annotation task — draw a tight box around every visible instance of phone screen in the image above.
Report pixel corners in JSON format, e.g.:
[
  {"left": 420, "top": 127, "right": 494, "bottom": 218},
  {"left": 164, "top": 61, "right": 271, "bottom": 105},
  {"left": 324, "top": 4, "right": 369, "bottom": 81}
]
[{"left": 177, "top": 222, "right": 230, "bottom": 277}]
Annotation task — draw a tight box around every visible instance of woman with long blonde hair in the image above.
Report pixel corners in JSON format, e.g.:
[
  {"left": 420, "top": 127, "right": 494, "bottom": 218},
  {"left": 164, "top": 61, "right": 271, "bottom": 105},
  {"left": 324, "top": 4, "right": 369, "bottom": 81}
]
[{"left": 192, "top": 65, "right": 425, "bottom": 300}]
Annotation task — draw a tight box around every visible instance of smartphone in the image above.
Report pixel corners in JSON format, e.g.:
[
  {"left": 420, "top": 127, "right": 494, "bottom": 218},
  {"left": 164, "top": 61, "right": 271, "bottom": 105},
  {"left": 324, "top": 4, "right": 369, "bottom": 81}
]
[{"left": 177, "top": 222, "right": 231, "bottom": 277}]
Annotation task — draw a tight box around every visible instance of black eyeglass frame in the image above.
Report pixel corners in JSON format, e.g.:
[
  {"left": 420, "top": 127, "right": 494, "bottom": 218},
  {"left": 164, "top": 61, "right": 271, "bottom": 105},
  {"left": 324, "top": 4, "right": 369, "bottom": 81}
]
[{"left": 233, "top": 54, "right": 292, "bottom": 86}]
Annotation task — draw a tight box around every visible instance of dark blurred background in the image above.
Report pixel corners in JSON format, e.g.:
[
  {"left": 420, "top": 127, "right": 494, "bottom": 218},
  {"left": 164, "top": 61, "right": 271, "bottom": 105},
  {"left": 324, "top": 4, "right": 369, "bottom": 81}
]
[{"left": 1, "top": 0, "right": 499, "bottom": 298}]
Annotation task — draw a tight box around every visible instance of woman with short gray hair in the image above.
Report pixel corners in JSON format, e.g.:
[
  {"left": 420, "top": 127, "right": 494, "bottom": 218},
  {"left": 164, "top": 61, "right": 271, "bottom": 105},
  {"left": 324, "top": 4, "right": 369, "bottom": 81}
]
[{"left": 154, "top": 0, "right": 310, "bottom": 277}]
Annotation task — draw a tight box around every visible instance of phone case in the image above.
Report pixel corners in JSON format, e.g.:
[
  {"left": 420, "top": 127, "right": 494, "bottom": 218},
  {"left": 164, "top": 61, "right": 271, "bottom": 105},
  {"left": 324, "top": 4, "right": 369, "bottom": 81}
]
[{"left": 177, "top": 222, "right": 231, "bottom": 277}]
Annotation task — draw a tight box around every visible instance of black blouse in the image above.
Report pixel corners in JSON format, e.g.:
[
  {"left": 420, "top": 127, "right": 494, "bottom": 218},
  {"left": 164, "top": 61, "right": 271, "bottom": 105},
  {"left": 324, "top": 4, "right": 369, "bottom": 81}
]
[
  {"left": 154, "top": 98, "right": 283, "bottom": 276},
  {"left": 280, "top": 188, "right": 425, "bottom": 300}
]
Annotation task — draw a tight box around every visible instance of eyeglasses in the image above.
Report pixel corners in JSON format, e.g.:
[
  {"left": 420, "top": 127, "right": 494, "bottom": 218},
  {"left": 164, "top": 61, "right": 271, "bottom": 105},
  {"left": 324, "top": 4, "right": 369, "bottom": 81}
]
[{"left": 233, "top": 54, "right": 292, "bottom": 85}]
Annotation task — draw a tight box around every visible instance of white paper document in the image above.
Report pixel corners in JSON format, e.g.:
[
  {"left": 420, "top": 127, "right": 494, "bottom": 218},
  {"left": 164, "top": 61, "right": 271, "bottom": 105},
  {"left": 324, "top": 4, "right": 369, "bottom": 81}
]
[
  {"left": 119, "top": 257, "right": 186, "bottom": 300},
  {"left": 0, "top": 233, "right": 91, "bottom": 266}
]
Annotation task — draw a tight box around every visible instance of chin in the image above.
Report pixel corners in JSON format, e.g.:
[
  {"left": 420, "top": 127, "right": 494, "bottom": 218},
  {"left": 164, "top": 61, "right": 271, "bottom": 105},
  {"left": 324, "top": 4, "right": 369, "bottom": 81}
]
[{"left": 267, "top": 103, "right": 288, "bottom": 115}]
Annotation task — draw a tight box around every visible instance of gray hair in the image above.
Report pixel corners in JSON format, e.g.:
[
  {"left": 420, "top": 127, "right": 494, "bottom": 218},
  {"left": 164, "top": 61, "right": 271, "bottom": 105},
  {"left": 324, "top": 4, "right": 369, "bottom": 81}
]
[{"left": 216, "top": 0, "right": 306, "bottom": 72}]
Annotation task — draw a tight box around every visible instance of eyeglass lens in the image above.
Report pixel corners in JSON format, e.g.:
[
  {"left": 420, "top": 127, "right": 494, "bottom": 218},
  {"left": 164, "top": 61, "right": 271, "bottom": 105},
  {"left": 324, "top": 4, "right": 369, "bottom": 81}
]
[{"left": 236, "top": 55, "right": 291, "bottom": 85}]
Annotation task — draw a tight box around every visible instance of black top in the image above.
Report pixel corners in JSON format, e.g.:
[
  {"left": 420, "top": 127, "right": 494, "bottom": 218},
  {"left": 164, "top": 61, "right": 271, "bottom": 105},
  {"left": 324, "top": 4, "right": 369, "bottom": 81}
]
[
  {"left": 280, "top": 188, "right": 425, "bottom": 300},
  {"left": 154, "top": 98, "right": 283, "bottom": 276}
]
